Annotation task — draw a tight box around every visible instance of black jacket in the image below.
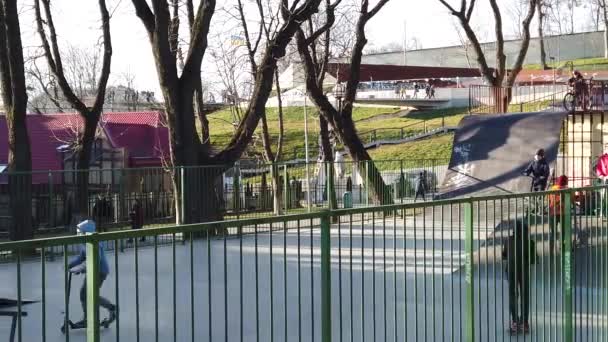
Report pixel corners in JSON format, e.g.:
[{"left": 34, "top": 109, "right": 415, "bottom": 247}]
[{"left": 524, "top": 159, "right": 550, "bottom": 185}]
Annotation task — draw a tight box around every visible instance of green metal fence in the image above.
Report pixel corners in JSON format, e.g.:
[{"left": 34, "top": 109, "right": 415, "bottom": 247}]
[
  {"left": 0, "top": 159, "right": 449, "bottom": 239},
  {"left": 0, "top": 185, "right": 607, "bottom": 341}
]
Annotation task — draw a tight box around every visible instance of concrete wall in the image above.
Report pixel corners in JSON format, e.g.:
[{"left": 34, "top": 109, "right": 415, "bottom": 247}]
[{"left": 359, "top": 31, "right": 606, "bottom": 68}]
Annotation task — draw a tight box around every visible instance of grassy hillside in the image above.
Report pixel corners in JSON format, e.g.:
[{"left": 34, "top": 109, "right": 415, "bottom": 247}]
[
  {"left": 205, "top": 106, "right": 466, "bottom": 160},
  {"left": 524, "top": 57, "right": 608, "bottom": 71}
]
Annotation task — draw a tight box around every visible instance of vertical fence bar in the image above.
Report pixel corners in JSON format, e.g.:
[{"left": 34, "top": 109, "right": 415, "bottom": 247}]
[
  {"left": 180, "top": 167, "right": 185, "bottom": 225},
  {"left": 321, "top": 213, "right": 332, "bottom": 342},
  {"left": 48, "top": 172, "right": 54, "bottom": 228},
  {"left": 86, "top": 235, "right": 100, "bottom": 342},
  {"left": 464, "top": 201, "right": 474, "bottom": 342},
  {"left": 563, "top": 191, "right": 574, "bottom": 341}
]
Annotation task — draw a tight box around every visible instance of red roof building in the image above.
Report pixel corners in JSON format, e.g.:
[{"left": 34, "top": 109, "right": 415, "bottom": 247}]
[{"left": 0, "top": 111, "right": 170, "bottom": 177}]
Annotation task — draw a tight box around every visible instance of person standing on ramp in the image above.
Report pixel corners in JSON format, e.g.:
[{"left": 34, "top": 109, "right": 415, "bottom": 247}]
[{"left": 524, "top": 149, "right": 550, "bottom": 192}]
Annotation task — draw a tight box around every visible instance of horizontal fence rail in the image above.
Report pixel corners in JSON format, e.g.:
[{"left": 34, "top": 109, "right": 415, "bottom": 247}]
[{"left": 0, "top": 185, "right": 607, "bottom": 341}]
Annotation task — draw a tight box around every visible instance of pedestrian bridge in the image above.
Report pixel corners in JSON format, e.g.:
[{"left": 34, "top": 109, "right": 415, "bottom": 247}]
[{"left": 355, "top": 97, "right": 450, "bottom": 110}]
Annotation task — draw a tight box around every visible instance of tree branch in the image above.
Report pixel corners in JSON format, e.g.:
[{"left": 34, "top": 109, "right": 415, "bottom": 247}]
[
  {"left": 506, "top": 0, "right": 537, "bottom": 86},
  {"left": 92, "top": 0, "right": 113, "bottom": 114},
  {"left": 34, "top": 0, "right": 88, "bottom": 113},
  {"left": 438, "top": 0, "right": 460, "bottom": 15},
  {"left": 131, "top": 0, "right": 155, "bottom": 34},
  {"left": 181, "top": 0, "right": 216, "bottom": 85},
  {"left": 489, "top": 0, "right": 505, "bottom": 84}
]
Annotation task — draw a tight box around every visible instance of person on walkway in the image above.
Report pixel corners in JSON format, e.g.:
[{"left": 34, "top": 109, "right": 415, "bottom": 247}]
[
  {"left": 413, "top": 82, "right": 419, "bottom": 98},
  {"left": 68, "top": 219, "right": 116, "bottom": 329},
  {"left": 548, "top": 175, "right": 568, "bottom": 253},
  {"left": 430, "top": 85, "right": 436, "bottom": 99},
  {"left": 425, "top": 84, "right": 431, "bottom": 99},
  {"left": 524, "top": 149, "right": 550, "bottom": 192},
  {"left": 414, "top": 171, "right": 427, "bottom": 202},
  {"left": 127, "top": 199, "right": 145, "bottom": 244},
  {"left": 502, "top": 221, "right": 536, "bottom": 335}
]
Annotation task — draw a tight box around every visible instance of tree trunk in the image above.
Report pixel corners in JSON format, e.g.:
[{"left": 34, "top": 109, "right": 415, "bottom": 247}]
[
  {"left": 6, "top": 119, "right": 32, "bottom": 240},
  {"left": 319, "top": 116, "right": 337, "bottom": 209},
  {"left": 0, "top": 0, "right": 33, "bottom": 241},
  {"left": 75, "top": 119, "right": 96, "bottom": 219},
  {"left": 604, "top": 25, "right": 608, "bottom": 59},
  {"left": 271, "top": 164, "right": 283, "bottom": 215},
  {"left": 339, "top": 118, "right": 392, "bottom": 205},
  {"left": 537, "top": 1, "right": 548, "bottom": 69}
]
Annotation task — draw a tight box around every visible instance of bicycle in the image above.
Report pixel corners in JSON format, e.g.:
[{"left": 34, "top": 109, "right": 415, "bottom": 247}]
[{"left": 563, "top": 77, "right": 594, "bottom": 113}]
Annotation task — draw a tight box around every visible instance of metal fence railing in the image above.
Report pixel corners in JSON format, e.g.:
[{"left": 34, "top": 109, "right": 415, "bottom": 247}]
[
  {"left": 0, "top": 159, "right": 449, "bottom": 239},
  {"left": 469, "top": 84, "right": 569, "bottom": 114},
  {"left": 0, "top": 184, "right": 607, "bottom": 341}
]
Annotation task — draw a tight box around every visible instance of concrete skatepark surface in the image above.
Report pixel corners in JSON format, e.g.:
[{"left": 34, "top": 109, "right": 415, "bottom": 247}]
[{"left": 0, "top": 213, "right": 605, "bottom": 341}]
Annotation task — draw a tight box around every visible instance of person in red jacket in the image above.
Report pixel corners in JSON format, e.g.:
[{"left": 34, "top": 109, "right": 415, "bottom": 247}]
[{"left": 548, "top": 175, "right": 568, "bottom": 253}]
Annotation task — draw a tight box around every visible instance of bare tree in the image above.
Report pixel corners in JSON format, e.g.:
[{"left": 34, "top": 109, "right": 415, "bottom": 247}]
[
  {"left": 453, "top": 21, "right": 474, "bottom": 69},
  {"left": 129, "top": 0, "right": 322, "bottom": 223},
  {"left": 34, "top": 0, "right": 112, "bottom": 216},
  {"left": 297, "top": 0, "right": 394, "bottom": 205},
  {"left": 598, "top": 0, "right": 608, "bottom": 58},
  {"left": 234, "top": 0, "right": 288, "bottom": 214},
  {"left": 438, "top": 0, "right": 537, "bottom": 111},
  {"left": 0, "top": 0, "right": 33, "bottom": 241},
  {"left": 537, "top": 0, "right": 549, "bottom": 69}
]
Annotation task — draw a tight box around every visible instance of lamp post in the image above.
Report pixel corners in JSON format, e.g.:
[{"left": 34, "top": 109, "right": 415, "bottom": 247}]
[{"left": 550, "top": 56, "right": 556, "bottom": 107}]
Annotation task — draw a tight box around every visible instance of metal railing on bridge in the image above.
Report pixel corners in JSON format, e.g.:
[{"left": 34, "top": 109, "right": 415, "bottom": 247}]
[{"left": 0, "top": 184, "right": 607, "bottom": 341}]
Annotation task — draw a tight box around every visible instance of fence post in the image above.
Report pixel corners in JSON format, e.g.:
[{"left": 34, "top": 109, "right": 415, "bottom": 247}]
[
  {"left": 464, "top": 201, "right": 474, "bottom": 342},
  {"left": 563, "top": 191, "right": 574, "bottom": 341},
  {"left": 86, "top": 234, "right": 100, "bottom": 342},
  {"left": 283, "top": 164, "right": 288, "bottom": 213},
  {"left": 328, "top": 161, "right": 335, "bottom": 210},
  {"left": 400, "top": 160, "right": 404, "bottom": 204},
  {"left": 180, "top": 167, "right": 185, "bottom": 225},
  {"left": 48, "top": 171, "right": 54, "bottom": 228},
  {"left": 320, "top": 213, "right": 332, "bottom": 342},
  {"left": 234, "top": 162, "right": 241, "bottom": 219}
]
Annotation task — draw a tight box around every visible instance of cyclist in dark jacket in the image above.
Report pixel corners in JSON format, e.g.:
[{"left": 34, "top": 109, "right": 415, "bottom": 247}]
[{"left": 524, "top": 149, "right": 550, "bottom": 192}]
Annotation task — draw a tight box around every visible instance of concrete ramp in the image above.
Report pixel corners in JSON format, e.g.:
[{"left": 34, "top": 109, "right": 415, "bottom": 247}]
[{"left": 438, "top": 111, "right": 567, "bottom": 199}]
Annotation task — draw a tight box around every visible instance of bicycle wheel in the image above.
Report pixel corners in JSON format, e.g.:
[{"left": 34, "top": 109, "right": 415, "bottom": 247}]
[{"left": 563, "top": 93, "right": 576, "bottom": 113}]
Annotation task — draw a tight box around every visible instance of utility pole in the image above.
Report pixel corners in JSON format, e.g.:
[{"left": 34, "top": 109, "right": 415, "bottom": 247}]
[{"left": 403, "top": 20, "right": 407, "bottom": 65}]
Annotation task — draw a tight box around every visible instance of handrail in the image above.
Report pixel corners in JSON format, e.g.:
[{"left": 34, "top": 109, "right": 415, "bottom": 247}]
[{"left": 2, "top": 183, "right": 606, "bottom": 249}]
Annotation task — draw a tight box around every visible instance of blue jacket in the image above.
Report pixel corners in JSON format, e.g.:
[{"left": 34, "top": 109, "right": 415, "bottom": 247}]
[{"left": 68, "top": 244, "right": 110, "bottom": 277}]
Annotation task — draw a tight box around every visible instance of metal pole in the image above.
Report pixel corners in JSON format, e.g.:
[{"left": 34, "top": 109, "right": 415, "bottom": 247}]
[
  {"left": 284, "top": 164, "right": 288, "bottom": 214},
  {"left": 86, "top": 235, "right": 100, "bottom": 342},
  {"left": 464, "top": 201, "right": 474, "bottom": 342},
  {"left": 320, "top": 214, "right": 332, "bottom": 342},
  {"left": 180, "top": 167, "right": 185, "bottom": 225},
  {"left": 304, "top": 85, "right": 312, "bottom": 212},
  {"left": 563, "top": 191, "right": 574, "bottom": 340}
]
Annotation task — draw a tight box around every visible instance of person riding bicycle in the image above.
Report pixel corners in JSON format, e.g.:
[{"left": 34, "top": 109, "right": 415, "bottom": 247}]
[{"left": 568, "top": 70, "right": 587, "bottom": 99}]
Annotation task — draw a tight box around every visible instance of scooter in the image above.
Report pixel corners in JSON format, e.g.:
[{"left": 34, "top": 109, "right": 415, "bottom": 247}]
[{"left": 60, "top": 269, "right": 116, "bottom": 333}]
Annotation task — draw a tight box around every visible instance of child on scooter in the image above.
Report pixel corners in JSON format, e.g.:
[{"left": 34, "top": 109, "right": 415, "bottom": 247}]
[{"left": 67, "top": 218, "right": 116, "bottom": 329}]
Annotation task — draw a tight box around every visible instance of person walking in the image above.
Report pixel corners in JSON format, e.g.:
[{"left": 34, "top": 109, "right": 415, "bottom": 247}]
[
  {"left": 502, "top": 221, "right": 536, "bottom": 335},
  {"left": 413, "top": 82, "right": 419, "bottom": 99},
  {"left": 523, "top": 149, "right": 550, "bottom": 192},
  {"left": 414, "top": 171, "right": 427, "bottom": 202},
  {"left": 127, "top": 199, "right": 145, "bottom": 244}
]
